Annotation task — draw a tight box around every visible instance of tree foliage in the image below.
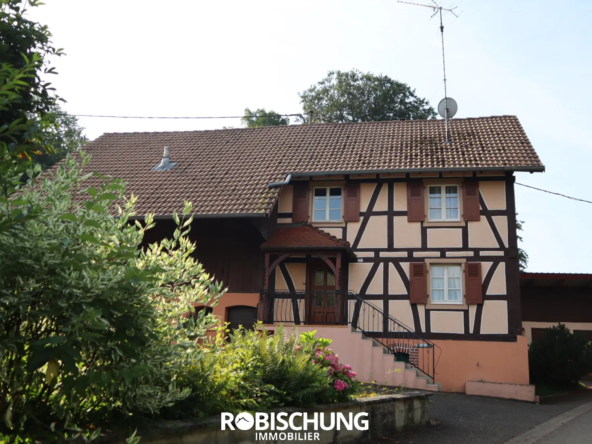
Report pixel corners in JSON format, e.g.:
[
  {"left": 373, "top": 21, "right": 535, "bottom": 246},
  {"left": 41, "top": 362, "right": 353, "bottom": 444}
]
[
  {"left": 516, "top": 215, "right": 528, "bottom": 271},
  {"left": 241, "top": 108, "right": 289, "bottom": 128},
  {"left": 36, "top": 105, "right": 89, "bottom": 170},
  {"left": 529, "top": 324, "right": 592, "bottom": 386},
  {"left": 167, "top": 326, "right": 359, "bottom": 419},
  {"left": 0, "top": 0, "right": 62, "bottom": 130},
  {"left": 0, "top": 154, "right": 225, "bottom": 439},
  {"left": 0, "top": 0, "right": 66, "bottom": 233},
  {"left": 299, "top": 69, "right": 437, "bottom": 123}
]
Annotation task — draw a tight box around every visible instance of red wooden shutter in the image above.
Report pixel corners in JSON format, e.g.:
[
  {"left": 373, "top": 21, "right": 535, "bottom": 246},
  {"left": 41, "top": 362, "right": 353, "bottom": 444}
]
[
  {"left": 465, "top": 262, "right": 483, "bottom": 304},
  {"left": 462, "top": 181, "right": 480, "bottom": 221},
  {"left": 409, "top": 263, "right": 428, "bottom": 304},
  {"left": 292, "top": 182, "right": 310, "bottom": 223},
  {"left": 407, "top": 182, "right": 425, "bottom": 222},
  {"left": 344, "top": 182, "right": 360, "bottom": 222}
]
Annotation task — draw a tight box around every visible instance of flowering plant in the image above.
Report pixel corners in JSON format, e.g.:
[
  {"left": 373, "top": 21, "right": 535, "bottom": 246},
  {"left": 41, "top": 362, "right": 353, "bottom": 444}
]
[{"left": 300, "top": 331, "right": 360, "bottom": 402}]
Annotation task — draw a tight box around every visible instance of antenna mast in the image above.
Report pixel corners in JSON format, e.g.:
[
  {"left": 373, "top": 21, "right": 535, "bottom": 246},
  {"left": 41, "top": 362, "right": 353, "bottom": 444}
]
[{"left": 397, "top": 1, "right": 458, "bottom": 143}]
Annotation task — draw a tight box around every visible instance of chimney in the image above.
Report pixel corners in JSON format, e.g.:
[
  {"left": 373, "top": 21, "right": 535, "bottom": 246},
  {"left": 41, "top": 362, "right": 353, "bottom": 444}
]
[{"left": 152, "top": 146, "right": 177, "bottom": 171}]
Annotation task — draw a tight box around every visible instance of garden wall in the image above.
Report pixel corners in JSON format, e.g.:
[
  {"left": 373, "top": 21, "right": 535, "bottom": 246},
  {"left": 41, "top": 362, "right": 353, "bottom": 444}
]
[{"left": 105, "top": 393, "right": 431, "bottom": 444}]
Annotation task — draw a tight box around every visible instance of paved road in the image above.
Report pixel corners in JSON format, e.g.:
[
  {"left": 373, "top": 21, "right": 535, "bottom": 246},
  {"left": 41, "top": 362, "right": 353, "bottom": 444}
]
[
  {"left": 536, "top": 408, "right": 592, "bottom": 444},
  {"left": 379, "top": 389, "right": 592, "bottom": 444}
]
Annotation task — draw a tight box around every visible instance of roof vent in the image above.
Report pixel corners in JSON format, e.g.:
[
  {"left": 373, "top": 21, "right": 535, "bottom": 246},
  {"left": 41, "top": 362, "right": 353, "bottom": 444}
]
[{"left": 152, "top": 146, "right": 178, "bottom": 171}]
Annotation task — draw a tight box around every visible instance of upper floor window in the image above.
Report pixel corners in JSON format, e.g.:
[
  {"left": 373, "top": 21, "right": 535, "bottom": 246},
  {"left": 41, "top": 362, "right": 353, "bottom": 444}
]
[
  {"left": 313, "top": 187, "right": 342, "bottom": 222},
  {"left": 428, "top": 185, "right": 459, "bottom": 221},
  {"left": 431, "top": 265, "right": 462, "bottom": 304}
]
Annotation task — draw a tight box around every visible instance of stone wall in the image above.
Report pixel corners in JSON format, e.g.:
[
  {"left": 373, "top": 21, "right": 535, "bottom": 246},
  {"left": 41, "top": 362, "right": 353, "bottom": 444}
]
[{"left": 104, "top": 393, "right": 431, "bottom": 444}]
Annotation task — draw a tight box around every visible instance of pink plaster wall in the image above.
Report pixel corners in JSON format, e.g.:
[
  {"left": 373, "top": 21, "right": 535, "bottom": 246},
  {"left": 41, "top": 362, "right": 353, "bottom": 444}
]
[
  {"left": 430, "top": 336, "right": 530, "bottom": 392},
  {"left": 267, "top": 325, "right": 531, "bottom": 396}
]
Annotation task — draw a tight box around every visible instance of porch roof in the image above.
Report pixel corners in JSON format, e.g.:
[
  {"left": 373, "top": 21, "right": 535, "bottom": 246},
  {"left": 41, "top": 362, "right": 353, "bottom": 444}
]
[{"left": 261, "top": 224, "right": 351, "bottom": 252}]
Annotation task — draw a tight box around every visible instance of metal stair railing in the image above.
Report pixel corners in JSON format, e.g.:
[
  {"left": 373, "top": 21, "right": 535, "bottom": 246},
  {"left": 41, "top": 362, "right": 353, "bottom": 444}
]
[
  {"left": 348, "top": 292, "right": 438, "bottom": 383},
  {"left": 257, "top": 290, "right": 439, "bottom": 382}
]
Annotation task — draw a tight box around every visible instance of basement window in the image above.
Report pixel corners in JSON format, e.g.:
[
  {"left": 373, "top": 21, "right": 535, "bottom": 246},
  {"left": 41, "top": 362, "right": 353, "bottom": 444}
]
[{"left": 313, "top": 187, "right": 342, "bottom": 222}]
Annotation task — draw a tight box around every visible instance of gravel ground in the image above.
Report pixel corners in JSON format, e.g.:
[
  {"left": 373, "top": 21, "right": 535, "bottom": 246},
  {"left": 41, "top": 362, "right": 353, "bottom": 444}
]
[{"left": 377, "top": 388, "right": 592, "bottom": 444}]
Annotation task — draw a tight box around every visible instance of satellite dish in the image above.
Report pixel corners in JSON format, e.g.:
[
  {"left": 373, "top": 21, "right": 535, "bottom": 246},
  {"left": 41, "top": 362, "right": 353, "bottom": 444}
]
[{"left": 438, "top": 97, "right": 458, "bottom": 119}]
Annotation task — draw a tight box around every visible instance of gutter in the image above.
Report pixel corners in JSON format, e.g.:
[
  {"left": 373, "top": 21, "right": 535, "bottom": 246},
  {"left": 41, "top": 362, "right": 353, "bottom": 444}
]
[
  {"left": 128, "top": 212, "right": 267, "bottom": 221},
  {"left": 284, "top": 166, "right": 545, "bottom": 178},
  {"left": 130, "top": 166, "right": 544, "bottom": 221},
  {"left": 268, "top": 173, "right": 292, "bottom": 188}
]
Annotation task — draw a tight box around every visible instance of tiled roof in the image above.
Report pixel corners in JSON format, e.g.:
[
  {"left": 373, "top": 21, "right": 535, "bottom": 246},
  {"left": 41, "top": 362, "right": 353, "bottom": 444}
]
[
  {"left": 64, "top": 116, "right": 543, "bottom": 216},
  {"left": 261, "top": 225, "right": 350, "bottom": 249}
]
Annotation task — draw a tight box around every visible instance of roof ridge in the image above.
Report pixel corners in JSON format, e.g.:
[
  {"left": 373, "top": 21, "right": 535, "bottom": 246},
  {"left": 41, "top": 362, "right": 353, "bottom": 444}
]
[{"left": 97, "top": 115, "right": 520, "bottom": 137}]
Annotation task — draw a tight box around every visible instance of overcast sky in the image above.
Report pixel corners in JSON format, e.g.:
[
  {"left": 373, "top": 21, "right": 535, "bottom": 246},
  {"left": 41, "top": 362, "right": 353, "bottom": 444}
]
[{"left": 29, "top": 0, "right": 592, "bottom": 273}]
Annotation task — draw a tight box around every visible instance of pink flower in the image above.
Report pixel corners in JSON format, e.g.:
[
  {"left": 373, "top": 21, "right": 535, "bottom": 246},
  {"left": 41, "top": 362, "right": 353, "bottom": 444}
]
[
  {"left": 342, "top": 364, "right": 352, "bottom": 370},
  {"left": 334, "top": 380, "right": 349, "bottom": 391},
  {"left": 347, "top": 371, "right": 357, "bottom": 378},
  {"left": 294, "top": 345, "right": 302, "bottom": 351}
]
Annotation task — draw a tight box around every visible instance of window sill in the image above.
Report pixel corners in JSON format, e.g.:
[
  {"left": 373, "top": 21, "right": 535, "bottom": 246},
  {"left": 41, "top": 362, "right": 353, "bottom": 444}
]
[
  {"left": 310, "top": 221, "right": 346, "bottom": 228},
  {"left": 426, "top": 301, "right": 468, "bottom": 310},
  {"left": 423, "top": 220, "right": 466, "bottom": 228}
]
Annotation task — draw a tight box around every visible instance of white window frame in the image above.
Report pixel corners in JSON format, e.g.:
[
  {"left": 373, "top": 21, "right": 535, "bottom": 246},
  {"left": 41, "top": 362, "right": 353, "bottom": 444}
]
[
  {"left": 427, "top": 184, "right": 460, "bottom": 222},
  {"left": 312, "top": 187, "right": 343, "bottom": 222},
  {"left": 430, "top": 264, "right": 463, "bottom": 304}
]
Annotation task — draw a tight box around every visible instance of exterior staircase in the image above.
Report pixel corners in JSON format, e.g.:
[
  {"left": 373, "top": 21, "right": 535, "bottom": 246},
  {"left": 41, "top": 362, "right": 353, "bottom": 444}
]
[
  {"left": 259, "top": 290, "right": 441, "bottom": 391},
  {"left": 350, "top": 327, "right": 440, "bottom": 392},
  {"left": 292, "top": 323, "right": 440, "bottom": 392}
]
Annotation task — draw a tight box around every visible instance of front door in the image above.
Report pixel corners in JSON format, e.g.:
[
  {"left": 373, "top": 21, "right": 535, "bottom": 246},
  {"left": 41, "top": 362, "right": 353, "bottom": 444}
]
[{"left": 307, "top": 263, "right": 338, "bottom": 324}]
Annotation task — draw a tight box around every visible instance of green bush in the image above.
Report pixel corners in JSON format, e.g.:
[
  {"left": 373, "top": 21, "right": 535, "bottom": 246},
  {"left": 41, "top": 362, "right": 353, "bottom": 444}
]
[
  {"left": 529, "top": 324, "right": 592, "bottom": 386},
  {"left": 0, "top": 154, "right": 225, "bottom": 440},
  {"left": 166, "top": 326, "right": 360, "bottom": 419}
]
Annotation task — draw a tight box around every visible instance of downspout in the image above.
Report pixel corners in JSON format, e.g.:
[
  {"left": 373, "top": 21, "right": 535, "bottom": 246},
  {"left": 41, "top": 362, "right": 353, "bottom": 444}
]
[{"left": 268, "top": 173, "right": 292, "bottom": 188}]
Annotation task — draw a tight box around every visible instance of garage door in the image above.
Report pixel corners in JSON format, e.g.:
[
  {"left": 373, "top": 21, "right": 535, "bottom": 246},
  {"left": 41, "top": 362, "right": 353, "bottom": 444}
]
[{"left": 227, "top": 306, "right": 257, "bottom": 331}]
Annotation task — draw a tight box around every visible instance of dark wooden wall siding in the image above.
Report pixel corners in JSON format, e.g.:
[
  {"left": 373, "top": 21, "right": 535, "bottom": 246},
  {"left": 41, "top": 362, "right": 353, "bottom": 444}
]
[
  {"left": 521, "top": 287, "right": 592, "bottom": 323},
  {"left": 140, "top": 218, "right": 266, "bottom": 293}
]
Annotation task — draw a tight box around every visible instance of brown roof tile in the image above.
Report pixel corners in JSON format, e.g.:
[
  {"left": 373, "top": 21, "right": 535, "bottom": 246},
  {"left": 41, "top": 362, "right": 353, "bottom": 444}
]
[
  {"left": 261, "top": 225, "right": 350, "bottom": 249},
  {"left": 63, "top": 116, "right": 544, "bottom": 216}
]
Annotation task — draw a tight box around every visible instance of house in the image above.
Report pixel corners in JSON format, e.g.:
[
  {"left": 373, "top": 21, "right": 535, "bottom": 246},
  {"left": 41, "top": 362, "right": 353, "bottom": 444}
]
[
  {"left": 74, "top": 116, "right": 545, "bottom": 396},
  {"left": 521, "top": 272, "right": 592, "bottom": 343}
]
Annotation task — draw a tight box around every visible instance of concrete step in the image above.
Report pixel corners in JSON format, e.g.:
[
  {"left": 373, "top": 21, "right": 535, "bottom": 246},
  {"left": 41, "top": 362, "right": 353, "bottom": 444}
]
[{"left": 347, "top": 326, "right": 439, "bottom": 391}]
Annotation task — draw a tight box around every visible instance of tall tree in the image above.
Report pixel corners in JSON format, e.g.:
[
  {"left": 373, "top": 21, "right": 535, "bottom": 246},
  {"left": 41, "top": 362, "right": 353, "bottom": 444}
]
[
  {"left": 0, "top": 0, "right": 63, "bottom": 131},
  {"left": 299, "top": 69, "right": 436, "bottom": 123},
  {"left": 517, "top": 215, "right": 528, "bottom": 272},
  {"left": 1, "top": 0, "right": 63, "bottom": 232},
  {"left": 241, "top": 108, "right": 289, "bottom": 128},
  {"left": 36, "top": 105, "right": 89, "bottom": 170}
]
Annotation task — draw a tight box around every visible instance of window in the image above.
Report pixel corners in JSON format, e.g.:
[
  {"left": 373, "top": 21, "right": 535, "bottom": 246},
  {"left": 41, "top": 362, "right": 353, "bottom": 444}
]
[
  {"left": 428, "top": 185, "right": 459, "bottom": 221},
  {"left": 430, "top": 265, "right": 462, "bottom": 304},
  {"left": 313, "top": 187, "right": 342, "bottom": 221}
]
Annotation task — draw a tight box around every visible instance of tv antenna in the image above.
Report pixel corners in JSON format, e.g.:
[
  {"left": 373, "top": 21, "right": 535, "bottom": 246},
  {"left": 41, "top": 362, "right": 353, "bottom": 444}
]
[{"left": 397, "top": 1, "right": 459, "bottom": 143}]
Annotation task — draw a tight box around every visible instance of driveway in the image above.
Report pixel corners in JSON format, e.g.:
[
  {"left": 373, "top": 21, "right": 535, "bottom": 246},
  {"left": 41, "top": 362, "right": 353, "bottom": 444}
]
[{"left": 381, "top": 389, "right": 592, "bottom": 444}]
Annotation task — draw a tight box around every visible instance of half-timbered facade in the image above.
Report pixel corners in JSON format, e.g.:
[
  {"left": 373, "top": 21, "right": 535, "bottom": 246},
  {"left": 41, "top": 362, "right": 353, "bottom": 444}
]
[{"left": 68, "top": 116, "right": 545, "bottom": 396}]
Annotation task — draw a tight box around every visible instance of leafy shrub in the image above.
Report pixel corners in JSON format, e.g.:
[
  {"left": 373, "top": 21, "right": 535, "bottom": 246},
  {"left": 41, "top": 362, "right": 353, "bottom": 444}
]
[
  {"left": 0, "top": 154, "right": 224, "bottom": 439},
  {"left": 299, "top": 330, "right": 360, "bottom": 403},
  {"left": 529, "top": 324, "right": 592, "bottom": 386},
  {"left": 166, "top": 326, "right": 360, "bottom": 419}
]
